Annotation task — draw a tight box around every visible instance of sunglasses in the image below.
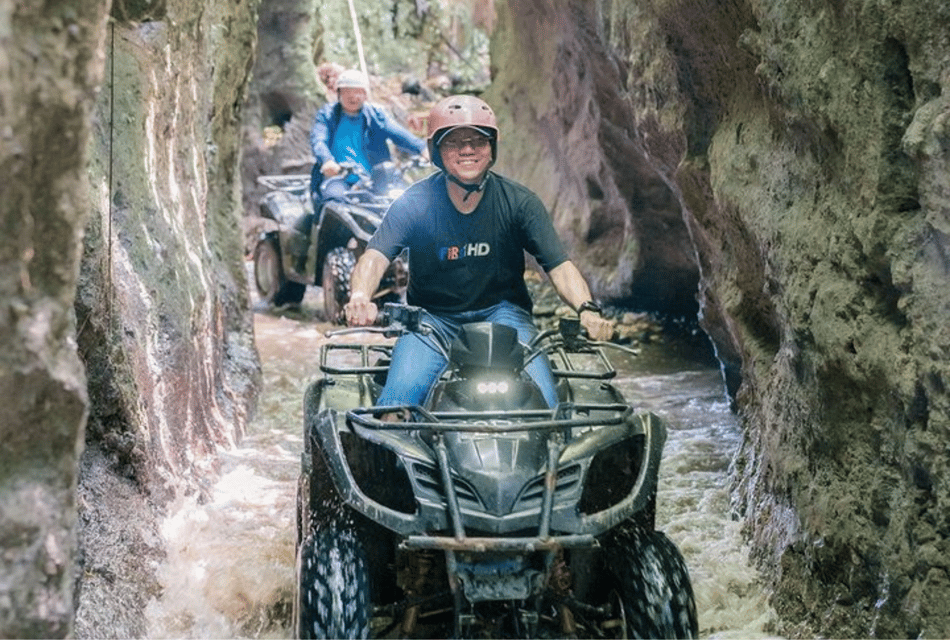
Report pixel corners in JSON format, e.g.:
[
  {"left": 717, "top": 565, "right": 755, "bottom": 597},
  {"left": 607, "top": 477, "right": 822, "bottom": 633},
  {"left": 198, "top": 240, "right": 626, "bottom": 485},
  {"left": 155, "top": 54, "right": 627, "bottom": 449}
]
[{"left": 439, "top": 135, "right": 491, "bottom": 152}]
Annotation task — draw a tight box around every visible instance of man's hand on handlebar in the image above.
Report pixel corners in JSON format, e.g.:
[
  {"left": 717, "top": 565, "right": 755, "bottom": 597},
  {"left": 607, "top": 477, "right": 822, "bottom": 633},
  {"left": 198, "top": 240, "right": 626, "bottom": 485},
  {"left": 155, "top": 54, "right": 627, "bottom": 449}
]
[
  {"left": 344, "top": 291, "right": 378, "bottom": 326},
  {"left": 580, "top": 310, "right": 615, "bottom": 342},
  {"left": 321, "top": 159, "right": 341, "bottom": 177}
]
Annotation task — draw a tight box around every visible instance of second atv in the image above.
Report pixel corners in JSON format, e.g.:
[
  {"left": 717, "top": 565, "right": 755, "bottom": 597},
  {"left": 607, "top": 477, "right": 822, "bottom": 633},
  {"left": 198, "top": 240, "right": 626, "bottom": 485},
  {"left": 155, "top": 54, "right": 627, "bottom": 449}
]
[{"left": 252, "top": 158, "right": 428, "bottom": 320}]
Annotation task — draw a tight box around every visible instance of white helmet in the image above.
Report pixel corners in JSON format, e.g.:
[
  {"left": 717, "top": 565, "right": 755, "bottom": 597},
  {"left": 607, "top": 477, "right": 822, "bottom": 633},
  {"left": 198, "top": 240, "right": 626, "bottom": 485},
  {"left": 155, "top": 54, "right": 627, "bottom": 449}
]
[{"left": 335, "top": 69, "right": 369, "bottom": 91}]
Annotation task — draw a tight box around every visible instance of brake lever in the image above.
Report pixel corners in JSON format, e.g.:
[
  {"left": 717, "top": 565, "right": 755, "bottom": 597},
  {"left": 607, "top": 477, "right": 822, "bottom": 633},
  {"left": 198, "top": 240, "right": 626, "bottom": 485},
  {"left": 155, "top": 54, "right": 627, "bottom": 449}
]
[
  {"left": 549, "top": 317, "right": 639, "bottom": 356},
  {"left": 326, "top": 302, "right": 429, "bottom": 340}
]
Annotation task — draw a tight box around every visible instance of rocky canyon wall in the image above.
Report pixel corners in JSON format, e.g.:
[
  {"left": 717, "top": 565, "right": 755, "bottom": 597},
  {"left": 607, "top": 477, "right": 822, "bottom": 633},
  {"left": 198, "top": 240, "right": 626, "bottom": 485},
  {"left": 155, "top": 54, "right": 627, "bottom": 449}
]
[
  {"left": 1, "top": 0, "right": 261, "bottom": 636},
  {"left": 485, "top": 1, "right": 699, "bottom": 316},
  {"left": 490, "top": 0, "right": 950, "bottom": 636},
  {"left": 74, "top": 1, "right": 261, "bottom": 636},
  {"left": 1, "top": 1, "right": 108, "bottom": 635}
]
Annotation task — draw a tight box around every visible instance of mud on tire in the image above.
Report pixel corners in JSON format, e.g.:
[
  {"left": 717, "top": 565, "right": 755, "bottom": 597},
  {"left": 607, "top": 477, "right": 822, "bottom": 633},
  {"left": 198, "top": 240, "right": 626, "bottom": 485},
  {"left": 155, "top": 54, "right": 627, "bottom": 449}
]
[
  {"left": 605, "top": 526, "right": 699, "bottom": 639},
  {"left": 322, "top": 247, "right": 356, "bottom": 324},
  {"left": 295, "top": 511, "right": 371, "bottom": 639}
]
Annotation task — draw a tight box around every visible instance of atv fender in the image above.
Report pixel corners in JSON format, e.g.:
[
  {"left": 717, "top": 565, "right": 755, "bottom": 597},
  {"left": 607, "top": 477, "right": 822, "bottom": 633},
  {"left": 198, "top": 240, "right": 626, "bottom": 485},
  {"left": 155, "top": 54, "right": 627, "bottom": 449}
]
[{"left": 260, "top": 189, "right": 307, "bottom": 222}]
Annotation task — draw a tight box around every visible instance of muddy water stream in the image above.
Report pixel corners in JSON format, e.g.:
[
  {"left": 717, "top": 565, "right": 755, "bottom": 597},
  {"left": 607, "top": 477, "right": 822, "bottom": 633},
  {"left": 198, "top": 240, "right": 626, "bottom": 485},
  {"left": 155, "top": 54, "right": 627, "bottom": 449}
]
[{"left": 144, "top": 298, "right": 779, "bottom": 638}]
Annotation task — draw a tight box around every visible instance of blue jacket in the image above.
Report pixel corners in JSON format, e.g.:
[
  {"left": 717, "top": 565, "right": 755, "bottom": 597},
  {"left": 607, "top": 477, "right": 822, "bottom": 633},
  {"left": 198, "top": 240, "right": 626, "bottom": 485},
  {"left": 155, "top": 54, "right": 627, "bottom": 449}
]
[{"left": 310, "top": 101, "right": 425, "bottom": 170}]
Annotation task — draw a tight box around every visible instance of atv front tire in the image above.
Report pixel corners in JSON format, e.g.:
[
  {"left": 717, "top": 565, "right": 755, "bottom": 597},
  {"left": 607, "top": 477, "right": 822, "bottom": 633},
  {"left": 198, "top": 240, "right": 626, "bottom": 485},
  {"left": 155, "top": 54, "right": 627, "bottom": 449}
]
[
  {"left": 295, "top": 511, "right": 371, "bottom": 639},
  {"left": 322, "top": 247, "right": 356, "bottom": 324},
  {"left": 607, "top": 527, "right": 698, "bottom": 639},
  {"left": 253, "top": 236, "right": 305, "bottom": 307}
]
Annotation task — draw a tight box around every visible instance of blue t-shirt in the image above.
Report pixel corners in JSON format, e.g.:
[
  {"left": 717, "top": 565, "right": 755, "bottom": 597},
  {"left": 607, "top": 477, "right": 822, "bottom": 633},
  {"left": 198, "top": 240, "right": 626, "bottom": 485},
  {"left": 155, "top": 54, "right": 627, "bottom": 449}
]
[
  {"left": 369, "top": 172, "right": 569, "bottom": 313},
  {"left": 330, "top": 114, "right": 371, "bottom": 176}
]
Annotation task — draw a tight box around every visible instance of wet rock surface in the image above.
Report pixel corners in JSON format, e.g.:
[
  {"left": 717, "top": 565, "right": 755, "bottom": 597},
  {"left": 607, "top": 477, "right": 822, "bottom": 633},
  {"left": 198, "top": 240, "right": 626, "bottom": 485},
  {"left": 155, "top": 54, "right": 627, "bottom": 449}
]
[
  {"left": 1, "top": 1, "right": 108, "bottom": 636},
  {"left": 70, "top": 4, "right": 262, "bottom": 636},
  {"left": 489, "top": 1, "right": 950, "bottom": 637},
  {"left": 3, "top": 0, "right": 261, "bottom": 636},
  {"left": 4, "top": 0, "right": 950, "bottom": 637}
]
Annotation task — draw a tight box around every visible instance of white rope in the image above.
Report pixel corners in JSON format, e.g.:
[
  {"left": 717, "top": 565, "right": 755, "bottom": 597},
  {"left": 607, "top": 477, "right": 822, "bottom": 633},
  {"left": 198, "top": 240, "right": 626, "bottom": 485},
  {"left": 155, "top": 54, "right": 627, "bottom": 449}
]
[{"left": 346, "top": 0, "right": 371, "bottom": 99}]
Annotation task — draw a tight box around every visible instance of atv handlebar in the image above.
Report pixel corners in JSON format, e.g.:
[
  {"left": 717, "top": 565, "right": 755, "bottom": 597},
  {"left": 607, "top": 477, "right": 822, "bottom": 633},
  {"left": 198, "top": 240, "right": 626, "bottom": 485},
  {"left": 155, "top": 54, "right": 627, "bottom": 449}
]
[
  {"left": 530, "top": 319, "right": 641, "bottom": 359},
  {"left": 328, "top": 302, "right": 636, "bottom": 362},
  {"left": 375, "top": 302, "right": 425, "bottom": 331}
]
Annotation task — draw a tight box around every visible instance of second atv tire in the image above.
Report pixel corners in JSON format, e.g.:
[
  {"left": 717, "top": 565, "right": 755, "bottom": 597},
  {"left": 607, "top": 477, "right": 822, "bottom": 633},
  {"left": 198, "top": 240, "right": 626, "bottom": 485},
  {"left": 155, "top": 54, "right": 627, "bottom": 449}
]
[
  {"left": 322, "top": 247, "right": 356, "bottom": 324},
  {"left": 253, "top": 236, "right": 305, "bottom": 307}
]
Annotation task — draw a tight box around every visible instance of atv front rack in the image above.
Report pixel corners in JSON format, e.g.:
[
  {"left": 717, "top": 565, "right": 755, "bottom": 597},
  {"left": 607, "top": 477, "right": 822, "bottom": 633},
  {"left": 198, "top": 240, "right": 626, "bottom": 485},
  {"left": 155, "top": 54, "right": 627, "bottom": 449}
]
[
  {"left": 347, "top": 402, "right": 633, "bottom": 433},
  {"left": 256, "top": 173, "right": 310, "bottom": 194},
  {"left": 312, "top": 327, "right": 665, "bottom": 541}
]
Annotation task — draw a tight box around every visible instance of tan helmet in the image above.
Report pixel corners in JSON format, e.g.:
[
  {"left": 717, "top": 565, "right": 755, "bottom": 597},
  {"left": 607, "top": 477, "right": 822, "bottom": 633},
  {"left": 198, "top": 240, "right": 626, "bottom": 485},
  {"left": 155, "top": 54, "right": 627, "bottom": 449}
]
[
  {"left": 335, "top": 69, "right": 369, "bottom": 91},
  {"left": 427, "top": 95, "right": 498, "bottom": 170}
]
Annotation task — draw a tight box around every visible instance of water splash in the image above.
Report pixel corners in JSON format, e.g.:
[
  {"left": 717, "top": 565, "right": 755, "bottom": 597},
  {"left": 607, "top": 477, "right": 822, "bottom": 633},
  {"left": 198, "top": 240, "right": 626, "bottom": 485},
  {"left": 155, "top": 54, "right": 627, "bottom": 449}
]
[
  {"left": 145, "top": 462, "right": 297, "bottom": 638},
  {"left": 614, "top": 355, "right": 780, "bottom": 639}
]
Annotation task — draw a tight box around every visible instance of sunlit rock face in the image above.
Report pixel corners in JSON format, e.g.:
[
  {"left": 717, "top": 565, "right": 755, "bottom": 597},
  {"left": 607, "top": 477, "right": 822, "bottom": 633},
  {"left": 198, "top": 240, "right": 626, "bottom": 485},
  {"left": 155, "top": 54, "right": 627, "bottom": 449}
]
[
  {"left": 73, "top": 1, "right": 261, "bottom": 635},
  {"left": 492, "top": 0, "right": 950, "bottom": 636},
  {"left": 1, "top": 0, "right": 260, "bottom": 636},
  {"left": 0, "top": 1, "right": 109, "bottom": 636}
]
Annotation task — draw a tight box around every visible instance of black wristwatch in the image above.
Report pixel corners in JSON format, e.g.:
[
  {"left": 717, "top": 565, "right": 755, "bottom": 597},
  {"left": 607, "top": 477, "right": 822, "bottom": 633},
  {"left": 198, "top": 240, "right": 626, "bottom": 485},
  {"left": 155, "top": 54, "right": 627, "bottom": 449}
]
[{"left": 578, "top": 300, "right": 602, "bottom": 315}]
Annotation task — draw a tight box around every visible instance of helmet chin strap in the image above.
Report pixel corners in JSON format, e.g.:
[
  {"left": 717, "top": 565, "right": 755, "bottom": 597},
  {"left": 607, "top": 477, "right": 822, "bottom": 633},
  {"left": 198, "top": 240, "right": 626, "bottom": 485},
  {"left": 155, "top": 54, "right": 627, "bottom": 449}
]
[{"left": 446, "top": 171, "right": 489, "bottom": 201}]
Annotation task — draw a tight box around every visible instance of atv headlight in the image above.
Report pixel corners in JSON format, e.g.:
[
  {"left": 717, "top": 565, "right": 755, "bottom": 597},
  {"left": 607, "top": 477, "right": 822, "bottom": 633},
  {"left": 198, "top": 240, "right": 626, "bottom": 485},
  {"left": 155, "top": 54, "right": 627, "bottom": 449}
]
[{"left": 476, "top": 380, "right": 510, "bottom": 395}]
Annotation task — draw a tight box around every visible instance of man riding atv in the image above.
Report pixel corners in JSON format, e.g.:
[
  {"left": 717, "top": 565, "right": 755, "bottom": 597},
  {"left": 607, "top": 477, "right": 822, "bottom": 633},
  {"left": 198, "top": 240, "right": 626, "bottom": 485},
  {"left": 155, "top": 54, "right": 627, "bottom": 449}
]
[
  {"left": 309, "top": 69, "right": 427, "bottom": 211},
  {"left": 296, "top": 97, "right": 700, "bottom": 636},
  {"left": 345, "top": 94, "right": 615, "bottom": 408},
  {"left": 252, "top": 69, "right": 427, "bottom": 315}
]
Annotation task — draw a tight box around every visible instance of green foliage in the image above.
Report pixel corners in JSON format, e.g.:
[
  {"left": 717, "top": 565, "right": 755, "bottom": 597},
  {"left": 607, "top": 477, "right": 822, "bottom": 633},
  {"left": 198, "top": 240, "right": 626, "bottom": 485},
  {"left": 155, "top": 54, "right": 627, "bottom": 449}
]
[
  {"left": 318, "top": 0, "right": 489, "bottom": 89},
  {"left": 112, "top": 0, "right": 168, "bottom": 22}
]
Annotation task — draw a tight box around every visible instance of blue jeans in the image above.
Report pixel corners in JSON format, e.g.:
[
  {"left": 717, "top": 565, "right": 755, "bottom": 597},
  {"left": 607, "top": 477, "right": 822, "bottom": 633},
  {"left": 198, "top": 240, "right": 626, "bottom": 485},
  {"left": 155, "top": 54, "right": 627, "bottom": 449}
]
[{"left": 376, "top": 301, "right": 559, "bottom": 408}]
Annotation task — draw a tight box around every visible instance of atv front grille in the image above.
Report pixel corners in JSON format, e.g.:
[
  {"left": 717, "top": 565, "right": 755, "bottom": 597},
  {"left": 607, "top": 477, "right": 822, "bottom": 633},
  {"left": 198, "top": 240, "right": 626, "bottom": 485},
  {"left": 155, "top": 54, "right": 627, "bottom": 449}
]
[
  {"left": 411, "top": 462, "right": 583, "bottom": 518},
  {"left": 514, "top": 464, "right": 582, "bottom": 510},
  {"left": 411, "top": 462, "right": 482, "bottom": 508}
]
